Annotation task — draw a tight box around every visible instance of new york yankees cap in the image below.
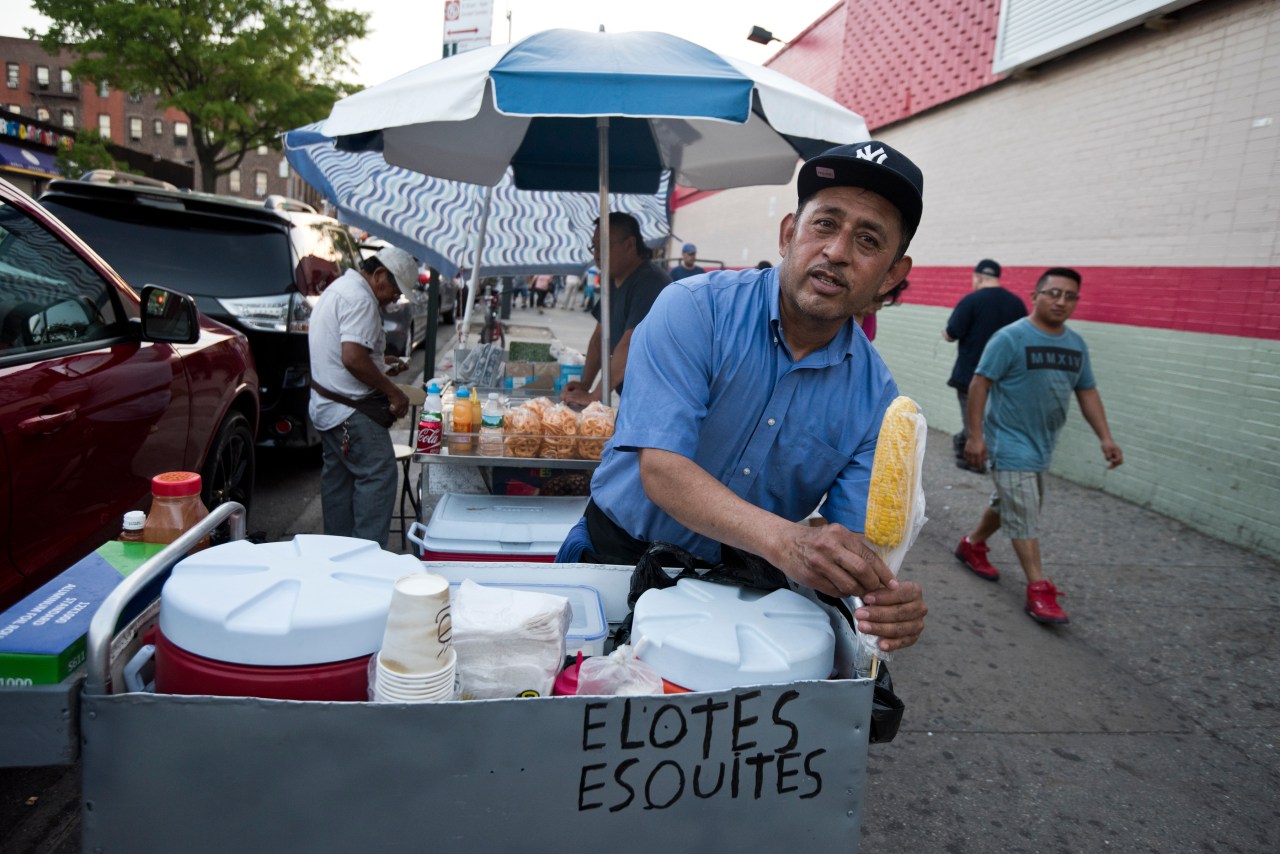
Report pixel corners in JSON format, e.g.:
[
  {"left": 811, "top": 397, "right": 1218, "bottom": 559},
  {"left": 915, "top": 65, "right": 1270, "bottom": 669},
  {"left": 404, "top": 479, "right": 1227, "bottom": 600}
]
[{"left": 797, "top": 140, "right": 924, "bottom": 241}]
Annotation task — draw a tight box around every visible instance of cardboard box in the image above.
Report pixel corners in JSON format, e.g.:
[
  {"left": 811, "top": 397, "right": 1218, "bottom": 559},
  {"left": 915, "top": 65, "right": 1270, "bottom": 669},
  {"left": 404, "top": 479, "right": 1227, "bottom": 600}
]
[
  {"left": 0, "top": 542, "right": 164, "bottom": 685},
  {"left": 504, "top": 360, "right": 560, "bottom": 392}
]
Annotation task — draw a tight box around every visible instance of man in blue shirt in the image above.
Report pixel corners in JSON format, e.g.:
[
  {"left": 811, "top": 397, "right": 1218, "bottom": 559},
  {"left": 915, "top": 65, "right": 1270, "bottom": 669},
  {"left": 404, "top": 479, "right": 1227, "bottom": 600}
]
[
  {"left": 955, "top": 268, "right": 1123, "bottom": 624},
  {"left": 558, "top": 141, "right": 929, "bottom": 654}
]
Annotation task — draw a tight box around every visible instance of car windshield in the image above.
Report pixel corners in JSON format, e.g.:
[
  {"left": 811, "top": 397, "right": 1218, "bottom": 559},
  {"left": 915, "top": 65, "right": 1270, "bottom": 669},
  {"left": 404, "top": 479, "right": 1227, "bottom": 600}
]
[{"left": 42, "top": 199, "right": 293, "bottom": 298}]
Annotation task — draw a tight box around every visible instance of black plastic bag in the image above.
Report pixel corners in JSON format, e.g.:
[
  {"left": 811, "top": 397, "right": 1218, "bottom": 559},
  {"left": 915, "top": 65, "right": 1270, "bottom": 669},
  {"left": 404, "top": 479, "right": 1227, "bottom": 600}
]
[{"left": 869, "top": 661, "right": 904, "bottom": 744}]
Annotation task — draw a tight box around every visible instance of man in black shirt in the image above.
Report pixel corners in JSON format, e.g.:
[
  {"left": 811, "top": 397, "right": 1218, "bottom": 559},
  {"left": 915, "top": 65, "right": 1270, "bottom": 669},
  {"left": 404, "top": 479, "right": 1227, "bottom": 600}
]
[{"left": 943, "top": 259, "right": 1026, "bottom": 470}]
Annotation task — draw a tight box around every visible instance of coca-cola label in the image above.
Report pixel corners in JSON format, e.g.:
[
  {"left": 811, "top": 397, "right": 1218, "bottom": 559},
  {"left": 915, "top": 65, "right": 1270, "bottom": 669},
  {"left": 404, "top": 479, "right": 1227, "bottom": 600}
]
[{"left": 417, "top": 415, "right": 442, "bottom": 454}]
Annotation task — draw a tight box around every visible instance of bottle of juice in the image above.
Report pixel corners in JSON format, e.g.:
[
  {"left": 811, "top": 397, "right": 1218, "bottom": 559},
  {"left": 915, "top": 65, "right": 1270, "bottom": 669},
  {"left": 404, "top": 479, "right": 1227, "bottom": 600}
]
[
  {"left": 470, "top": 386, "right": 482, "bottom": 434},
  {"left": 449, "top": 386, "right": 474, "bottom": 454},
  {"left": 479, "top": 392, "right": 504, "bottom": 457},
  {"left": 142, "top": 472, "right": 212, "bottom": 551}
]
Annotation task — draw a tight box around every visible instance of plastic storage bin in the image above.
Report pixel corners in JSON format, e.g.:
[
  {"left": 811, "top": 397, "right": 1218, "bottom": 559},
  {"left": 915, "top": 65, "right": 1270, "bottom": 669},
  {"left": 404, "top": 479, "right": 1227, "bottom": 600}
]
[{"left": 450, "top": 581, "right": 607, "bottom": 656}]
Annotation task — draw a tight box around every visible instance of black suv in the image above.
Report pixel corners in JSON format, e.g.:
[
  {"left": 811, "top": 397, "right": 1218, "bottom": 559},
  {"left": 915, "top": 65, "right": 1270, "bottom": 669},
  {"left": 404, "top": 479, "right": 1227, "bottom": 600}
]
[{"left": 41, "top": 176, "right": 388, "bottom": 447}]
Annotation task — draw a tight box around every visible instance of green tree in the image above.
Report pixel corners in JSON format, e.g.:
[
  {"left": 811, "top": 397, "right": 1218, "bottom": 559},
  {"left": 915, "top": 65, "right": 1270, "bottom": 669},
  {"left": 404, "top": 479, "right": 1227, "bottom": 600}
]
[
  {"left": 32, "top": 0, "right": 368, "bottom": 192},
  {"left": 55, "top": 131, "right": 131, "bottom": 178}
]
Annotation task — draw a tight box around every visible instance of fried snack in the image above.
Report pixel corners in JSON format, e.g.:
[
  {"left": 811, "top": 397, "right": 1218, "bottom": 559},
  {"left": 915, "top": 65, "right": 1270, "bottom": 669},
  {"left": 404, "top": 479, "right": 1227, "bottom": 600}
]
[
  {"left": 540, "top": 403, "right": 579, "bottom": 459},
  {"left": 503, "top": 403, "right": 543, "bottom": 458},
  {"left": 524, "top": 396, "right": 555, "bottom": 421},
  {"left": 575, "top": 401, "right": 616, "bottom": 460}
]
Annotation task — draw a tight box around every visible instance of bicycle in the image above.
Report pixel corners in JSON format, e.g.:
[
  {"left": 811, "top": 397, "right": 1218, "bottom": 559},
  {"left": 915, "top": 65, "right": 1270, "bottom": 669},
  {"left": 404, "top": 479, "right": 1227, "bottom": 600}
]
[{"left": 478, "top": 280, "right": 506, "bottom": 347}]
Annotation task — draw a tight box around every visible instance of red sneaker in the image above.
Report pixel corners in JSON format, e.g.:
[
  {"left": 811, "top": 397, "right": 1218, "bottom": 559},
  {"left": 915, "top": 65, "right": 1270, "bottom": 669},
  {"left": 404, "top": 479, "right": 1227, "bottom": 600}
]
[
  {"left": 954, "top": 536, "right": 999, "bottom": 580},
  {"left": 1026, "top": 580, "right": 1069, "bottom": 624}
]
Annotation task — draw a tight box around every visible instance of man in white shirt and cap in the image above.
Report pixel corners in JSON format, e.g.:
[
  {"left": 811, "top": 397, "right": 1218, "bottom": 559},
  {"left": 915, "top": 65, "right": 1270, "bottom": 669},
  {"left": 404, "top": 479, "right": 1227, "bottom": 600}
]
[{"left": 308, "top": 246, "right": 416, "bottom": 546}]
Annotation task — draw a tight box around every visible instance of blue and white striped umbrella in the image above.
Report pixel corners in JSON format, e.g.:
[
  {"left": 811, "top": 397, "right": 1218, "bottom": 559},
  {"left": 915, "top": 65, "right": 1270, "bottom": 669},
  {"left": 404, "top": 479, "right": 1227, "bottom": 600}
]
[
  {"left": 323, "top": 28, "right": 869, "bottom": 399},
  {"left": 282, "top": 123, "right": 671, "bottom": 279}
]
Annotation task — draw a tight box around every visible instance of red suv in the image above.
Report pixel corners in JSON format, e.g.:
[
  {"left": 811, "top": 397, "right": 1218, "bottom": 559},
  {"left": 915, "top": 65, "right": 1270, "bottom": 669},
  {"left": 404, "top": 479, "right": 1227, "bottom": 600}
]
[{"left": 0, "top": 178, "right": 259, "bottom": 608}]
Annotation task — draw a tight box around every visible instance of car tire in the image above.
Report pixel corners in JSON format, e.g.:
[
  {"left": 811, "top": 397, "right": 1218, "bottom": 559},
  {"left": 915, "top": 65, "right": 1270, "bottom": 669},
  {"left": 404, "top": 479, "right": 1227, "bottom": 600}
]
[{"left": 201, "top": 410, "right": 256, "bottom": 519}]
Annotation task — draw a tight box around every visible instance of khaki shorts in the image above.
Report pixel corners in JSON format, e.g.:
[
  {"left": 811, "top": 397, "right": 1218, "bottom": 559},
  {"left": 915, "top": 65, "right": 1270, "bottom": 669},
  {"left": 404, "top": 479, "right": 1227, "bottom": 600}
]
[{"left": 989, "top": 470, "right": 1044, "bottom": 539}]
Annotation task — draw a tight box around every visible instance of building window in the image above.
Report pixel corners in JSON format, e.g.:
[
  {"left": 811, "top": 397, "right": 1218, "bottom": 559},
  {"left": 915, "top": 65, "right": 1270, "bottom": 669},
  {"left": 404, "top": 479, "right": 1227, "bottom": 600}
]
[
  {"left": 153, "top": 118, "right": 163, "bottom": 136},
  {"left": 6, "top": 63, "right": 18, "bottom": 89},
  {"left": 174, "top": 120, "right": 189, "bottom": 146},
  {"left": 98, "top": 80, "right": 109, "bottom": 97},
  {"left": 98, "top": 113, "right": 110, "bottom": 140},
  {"left": 229, "top": 169, "right": 241, "bottom": 193},
  {"left": 127, "top": 87, "right": 142, "bottom": 104},
  {"left": 60, "top": 69, "right": 73, "bottom": 94},
  {"left": 256, "top": 144, "right": 269, "bottom": 155},
  {"left": 36, "top": 107, "right": 49, "bottom": 122},
  {"left": 61, "top": 109, "right": 75, "bottom": 129},
  {"left": 129, "top": 117, "right": 142, "bottom": 140},
  {"left": 6, "top": 104, "right": 20, "bottom": 115},
  {"left": 254, "top": 170, "right": 268, "bottom": 197},
  {"left": 36, "top": 65, "right": 49, "bottom": 88}
]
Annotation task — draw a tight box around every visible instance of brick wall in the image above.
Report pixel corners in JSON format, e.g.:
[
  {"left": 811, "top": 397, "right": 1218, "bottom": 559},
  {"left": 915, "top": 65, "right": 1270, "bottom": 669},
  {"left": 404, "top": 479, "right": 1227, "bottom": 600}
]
[{"left": 672, "top": 0, "right": 1280, "bottom": 560}]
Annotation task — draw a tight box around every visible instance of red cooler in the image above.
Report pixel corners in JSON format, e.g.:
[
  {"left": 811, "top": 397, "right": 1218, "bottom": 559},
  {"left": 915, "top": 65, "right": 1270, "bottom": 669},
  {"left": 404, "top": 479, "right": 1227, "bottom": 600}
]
[
  {"left": 155, "top": 535, "right": 423, "bottom": 701},
  {"left": 414, "top": 493, "right": 587, "bottom": 562}
]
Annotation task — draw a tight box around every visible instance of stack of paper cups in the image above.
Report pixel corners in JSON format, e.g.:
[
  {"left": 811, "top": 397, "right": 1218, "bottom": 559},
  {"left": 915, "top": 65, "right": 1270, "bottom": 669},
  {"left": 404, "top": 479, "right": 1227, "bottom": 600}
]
[{"left": 374, "top": 573, "right": 456, "bottom": 702}]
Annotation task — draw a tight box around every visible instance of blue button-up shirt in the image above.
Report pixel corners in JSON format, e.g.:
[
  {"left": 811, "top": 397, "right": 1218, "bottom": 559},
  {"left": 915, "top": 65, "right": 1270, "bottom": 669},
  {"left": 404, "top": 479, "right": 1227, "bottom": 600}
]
[{"left": 590, "top": 267, "right": 898, "bottom": 564}]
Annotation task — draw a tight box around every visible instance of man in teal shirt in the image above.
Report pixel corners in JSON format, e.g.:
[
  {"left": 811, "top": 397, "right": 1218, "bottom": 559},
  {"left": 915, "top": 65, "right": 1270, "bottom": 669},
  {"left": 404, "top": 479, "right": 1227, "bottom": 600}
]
[{"left": 956, "top": 268, "right": 1124, "bottom": 624}]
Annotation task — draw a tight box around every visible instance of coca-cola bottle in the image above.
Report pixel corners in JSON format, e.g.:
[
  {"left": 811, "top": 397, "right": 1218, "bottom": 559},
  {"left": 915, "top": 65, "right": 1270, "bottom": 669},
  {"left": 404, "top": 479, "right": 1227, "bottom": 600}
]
[{"left": 417, "top": 382, "right": 443, "bottom": 454}]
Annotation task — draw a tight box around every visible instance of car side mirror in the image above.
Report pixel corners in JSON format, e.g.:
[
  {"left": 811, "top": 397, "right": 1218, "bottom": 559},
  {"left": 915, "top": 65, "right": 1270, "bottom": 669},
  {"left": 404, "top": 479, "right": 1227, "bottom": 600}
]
[{"left": 140, "top": 285, "right": 200, "bottom": 344}]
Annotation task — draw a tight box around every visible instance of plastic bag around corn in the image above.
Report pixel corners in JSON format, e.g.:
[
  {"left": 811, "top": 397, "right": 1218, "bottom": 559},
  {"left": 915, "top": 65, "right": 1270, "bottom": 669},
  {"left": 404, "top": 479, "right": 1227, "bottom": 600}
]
[{"left": 853, "top": 403, "right": 929, "bottom": 665}]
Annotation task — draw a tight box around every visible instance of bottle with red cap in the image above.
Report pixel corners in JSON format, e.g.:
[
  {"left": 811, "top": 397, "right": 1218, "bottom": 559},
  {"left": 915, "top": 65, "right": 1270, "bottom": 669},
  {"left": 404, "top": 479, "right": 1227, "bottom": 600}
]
[{"left": 142, "top": 471, "right": 212, "bottom": 551}]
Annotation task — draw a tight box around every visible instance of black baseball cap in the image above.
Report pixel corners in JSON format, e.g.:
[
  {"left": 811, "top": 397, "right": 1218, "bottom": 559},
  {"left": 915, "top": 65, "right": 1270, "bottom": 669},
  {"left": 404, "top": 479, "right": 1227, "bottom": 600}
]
[
  {"left": 974, "top": 259, "right": 1002, "bottom": 277},
  {"left": 797, "top": 140, "right": 924, "bottom": 241}
]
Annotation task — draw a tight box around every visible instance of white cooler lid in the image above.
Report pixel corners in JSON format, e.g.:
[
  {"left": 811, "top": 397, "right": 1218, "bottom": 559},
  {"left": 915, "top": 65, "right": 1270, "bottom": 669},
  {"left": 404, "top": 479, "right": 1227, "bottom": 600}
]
[
  {"left": 631, "top": 579, "right": 835, "bottom": 691},
  {"left": 159, "top": 535, "right": 424, "bottom": 666},
  {"left": 423, "top": 493, "right": 588, "bottom": 555}
]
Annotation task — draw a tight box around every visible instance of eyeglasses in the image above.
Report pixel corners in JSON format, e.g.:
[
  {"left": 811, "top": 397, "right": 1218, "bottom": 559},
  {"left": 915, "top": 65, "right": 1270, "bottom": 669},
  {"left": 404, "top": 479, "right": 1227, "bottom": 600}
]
[{"left": 1036, "top": 288, "right": 1080, "bottom": 302}]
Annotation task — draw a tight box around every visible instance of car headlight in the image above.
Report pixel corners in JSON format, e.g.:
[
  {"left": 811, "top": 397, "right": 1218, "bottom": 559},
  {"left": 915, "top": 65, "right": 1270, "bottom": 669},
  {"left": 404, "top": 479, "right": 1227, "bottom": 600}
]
[{"left": 220, "top": 294, "right": 316, "bottom": 333}]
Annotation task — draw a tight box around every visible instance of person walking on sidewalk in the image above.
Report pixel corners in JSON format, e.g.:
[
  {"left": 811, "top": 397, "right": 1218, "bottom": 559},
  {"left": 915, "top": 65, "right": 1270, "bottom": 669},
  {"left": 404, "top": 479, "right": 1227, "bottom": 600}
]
[
  {"left": 944, "top": 259, "right": 1026, "bottom": 471},
  {"left": 954, "top": 268, "right": 1123, "bottom": 624},
  {"left": 308, "top": 246, "right": 415, "bottom": 548}
]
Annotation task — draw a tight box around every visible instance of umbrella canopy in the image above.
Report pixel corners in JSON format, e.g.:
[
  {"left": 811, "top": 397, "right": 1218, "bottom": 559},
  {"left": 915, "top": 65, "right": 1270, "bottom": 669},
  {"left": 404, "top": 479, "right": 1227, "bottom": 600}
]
[
  {"left": 324, "top": 28, "right": 869, "bottom": 194},
  {"left": 282, "top": 123, "right": 672, "bottom": 279},
  {"left": 323, "top": 28, "right": 870, "bottom": 401}
]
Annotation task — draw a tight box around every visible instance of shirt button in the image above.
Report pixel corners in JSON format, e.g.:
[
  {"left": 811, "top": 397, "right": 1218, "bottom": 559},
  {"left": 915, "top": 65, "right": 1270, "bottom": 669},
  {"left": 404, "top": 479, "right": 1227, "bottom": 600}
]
[
  {"left": 767, "top": 418, "right": 776, "bottom": 426},
  {"left": 743, "top": 467, "right": 751, "bottom": 475}
]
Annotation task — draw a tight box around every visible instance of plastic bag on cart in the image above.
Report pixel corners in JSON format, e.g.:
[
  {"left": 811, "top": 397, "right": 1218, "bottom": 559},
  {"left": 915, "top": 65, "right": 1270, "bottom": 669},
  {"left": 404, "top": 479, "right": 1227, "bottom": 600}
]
[{"left": 575, "top": 644, "right": 663, "bottom": 696}]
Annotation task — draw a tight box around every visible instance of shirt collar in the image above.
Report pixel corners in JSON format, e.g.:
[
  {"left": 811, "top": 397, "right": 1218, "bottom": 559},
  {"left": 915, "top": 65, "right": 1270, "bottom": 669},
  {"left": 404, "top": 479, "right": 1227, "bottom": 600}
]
[{"left": 766, "top": 268, "right": 860, "bottom": 365}]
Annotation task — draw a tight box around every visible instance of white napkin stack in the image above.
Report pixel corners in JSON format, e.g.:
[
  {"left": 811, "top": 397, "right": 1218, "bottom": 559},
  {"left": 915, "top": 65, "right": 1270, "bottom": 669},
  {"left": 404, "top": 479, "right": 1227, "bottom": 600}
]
[{"left": 452, "top": 579, "right": 570, "bottom": 699}]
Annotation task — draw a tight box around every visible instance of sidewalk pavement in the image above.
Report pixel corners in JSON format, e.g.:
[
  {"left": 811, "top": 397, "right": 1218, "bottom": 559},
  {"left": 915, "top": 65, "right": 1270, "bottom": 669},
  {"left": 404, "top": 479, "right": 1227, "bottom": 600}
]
[{"left": 418, "top": 301, "right": 1279, "bottom": 850}]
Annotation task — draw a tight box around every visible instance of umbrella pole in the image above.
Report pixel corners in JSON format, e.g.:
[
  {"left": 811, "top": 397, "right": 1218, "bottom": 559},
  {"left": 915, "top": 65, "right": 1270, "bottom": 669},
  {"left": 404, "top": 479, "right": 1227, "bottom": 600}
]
[
  {"left": 457, "top": 184, "right": 495, "bottom": 352},
  {"left": 598, "top": 116, "right": 612, "bottom": 407}
]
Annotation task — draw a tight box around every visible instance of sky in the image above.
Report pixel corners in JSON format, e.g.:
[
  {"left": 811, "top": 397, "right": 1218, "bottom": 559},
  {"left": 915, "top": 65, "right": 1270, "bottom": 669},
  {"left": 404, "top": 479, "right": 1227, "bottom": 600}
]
[{"left": 5, "top": 1, "right": 839, "bottom": 88}]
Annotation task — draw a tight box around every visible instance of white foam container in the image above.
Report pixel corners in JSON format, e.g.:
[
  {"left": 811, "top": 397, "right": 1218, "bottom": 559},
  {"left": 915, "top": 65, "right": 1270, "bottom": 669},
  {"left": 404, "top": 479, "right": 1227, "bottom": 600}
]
[
  {"left": 159, "top": 535, "right": 422, "bottom": 666},
  {"left": 449, "top": 582, "right": 607, "bottom": 656},
  {"left": 630, "top": 578, "right": 836, "bottom": 691},
  {"left": 416, "top": 494, "right": 588, "bottom": 560}
]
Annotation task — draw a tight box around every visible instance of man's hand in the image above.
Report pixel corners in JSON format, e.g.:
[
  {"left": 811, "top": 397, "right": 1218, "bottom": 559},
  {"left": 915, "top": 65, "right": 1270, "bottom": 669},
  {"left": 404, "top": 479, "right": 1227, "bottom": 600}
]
[
  {"left": 964, "top": 435, "right": 987, "bottom": 470},
  {"left": 774, "top": 522, "right": 899, "bottom": 600},
  {"left": 388, "top": 385, "right": 410, "bottom": 419},
  {"left": 856, "top": 582, "right": 927, "bottom": 652},
  {"left": 560, "top": 380, "right": 599, "bottom": 408},
  {"left": 1101, "top": 439, "right": 1123, "bottom": 469}
]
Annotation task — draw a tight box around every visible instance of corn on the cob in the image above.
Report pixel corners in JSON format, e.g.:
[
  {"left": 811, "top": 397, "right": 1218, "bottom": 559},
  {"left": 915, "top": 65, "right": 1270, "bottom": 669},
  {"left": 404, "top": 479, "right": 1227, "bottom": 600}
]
[{"left": 865, "top": 396, "right": 923, "bottom": 549}]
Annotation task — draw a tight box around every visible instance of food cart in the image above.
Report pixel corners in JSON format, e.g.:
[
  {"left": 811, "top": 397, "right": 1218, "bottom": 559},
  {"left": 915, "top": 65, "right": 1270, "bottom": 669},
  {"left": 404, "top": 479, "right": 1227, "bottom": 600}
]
[{"left": 3, "top": 501, "right": 878, "bottom": 850}]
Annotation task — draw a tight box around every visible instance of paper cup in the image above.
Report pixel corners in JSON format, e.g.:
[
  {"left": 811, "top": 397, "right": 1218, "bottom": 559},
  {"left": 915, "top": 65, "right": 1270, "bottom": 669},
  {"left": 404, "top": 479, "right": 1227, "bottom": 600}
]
[
  {"left": 373, "top": 649, "right": 458, "bottom": 703},
  {"left": 379, "top": 573, "right": 453, "bottom": 675}
]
